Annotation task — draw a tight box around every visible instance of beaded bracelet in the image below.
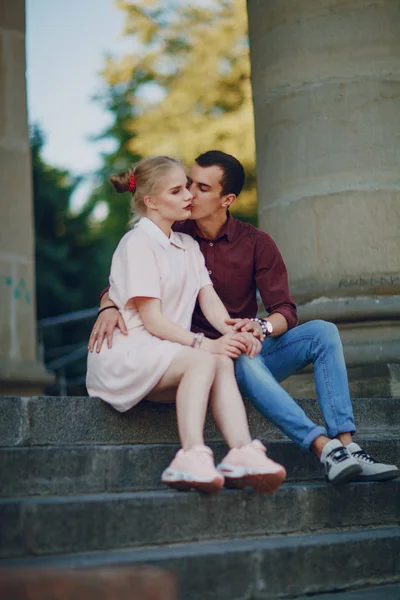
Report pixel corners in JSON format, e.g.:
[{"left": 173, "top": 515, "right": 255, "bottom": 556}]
[
  {"left": 191, "top": 332, "right": 204, "bottom": 349},
  {"left": 98, "top": 305, "right": 119, "bottom": 316},
  {"left": 250, "top": 317, "right": 271, "bottom": 339}
]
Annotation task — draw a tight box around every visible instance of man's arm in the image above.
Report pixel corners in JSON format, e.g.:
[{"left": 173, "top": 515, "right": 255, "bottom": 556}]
[
  {"left": 254, "top": 233, "right": 299, "bottom": 335},
  {"left": 226, "top": 311, "right": 288, "bottom": 338},
  {"left": 254, "top": 232, "right": 298, "bottom": 335},
  {"left": 99, "top": 288, "right": 113, "bottom": 309},
  {"left": 88, "top": 289, "right": 128, "bottom": 353},
  {"left": 226, "top": 232, "right": 297, "bottom": 340},
  {"left": 263, "top": 312, "right": 289, "bottom": 337}
]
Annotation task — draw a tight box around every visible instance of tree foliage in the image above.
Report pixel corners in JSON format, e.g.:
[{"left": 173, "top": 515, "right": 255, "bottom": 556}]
[
  {"left": 32, "top": 126, "right": 110, "bottom": 387},
  {"left": 32, "top": 126, "right": 109, "bottom": 320},
  {"left": 93, "top": 0, "right": 257, "bottom": 244}
]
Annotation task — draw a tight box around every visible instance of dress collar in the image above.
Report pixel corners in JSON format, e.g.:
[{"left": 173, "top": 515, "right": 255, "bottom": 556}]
[{"left": 136, "top": 217, "right": 185, "bottom": 250}]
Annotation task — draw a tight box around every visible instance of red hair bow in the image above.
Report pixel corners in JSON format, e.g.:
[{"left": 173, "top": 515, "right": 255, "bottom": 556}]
[{"left": 128, "top": 173, "right": 136, "bottom": 192}]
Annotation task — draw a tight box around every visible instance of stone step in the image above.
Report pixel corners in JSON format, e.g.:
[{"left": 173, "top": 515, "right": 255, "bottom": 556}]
[
  {"left": 2, "top": 396, "right": 400, "bottom": 447},
  {"left": 1, "top": 527, "right": 399, "bottom": 600},
  {"left": 1, "top": 480, "right": 399, "bottom": 560},
  {"left": 1, "top": 437, "right": 399, "bottom": 497},
  {"left": 293, "top": 583, "right": 400, "bottom": 600}
]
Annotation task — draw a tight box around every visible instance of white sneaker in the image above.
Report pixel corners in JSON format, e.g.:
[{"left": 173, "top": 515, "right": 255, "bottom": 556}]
[
  {"left": 346, "top": 443, "right": 400, "bottom": 482},
  {"left": 320, "top": 439, "right": 362, "bottom": 484}
]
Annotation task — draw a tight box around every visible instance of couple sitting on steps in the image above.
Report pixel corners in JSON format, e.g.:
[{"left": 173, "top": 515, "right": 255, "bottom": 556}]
[{"left": 86, "top": 151, "right": 399, "bottom": 494}]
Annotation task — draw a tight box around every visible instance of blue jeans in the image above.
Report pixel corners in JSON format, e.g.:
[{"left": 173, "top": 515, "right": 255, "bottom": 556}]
[{"left": 235, "top": 320, "right": 356, "bottom": 451}]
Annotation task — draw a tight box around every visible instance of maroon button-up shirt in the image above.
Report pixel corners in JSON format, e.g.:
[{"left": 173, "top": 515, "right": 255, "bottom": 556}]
[{"left": 173, "top": 213, "right": 298, "bottom": 339}]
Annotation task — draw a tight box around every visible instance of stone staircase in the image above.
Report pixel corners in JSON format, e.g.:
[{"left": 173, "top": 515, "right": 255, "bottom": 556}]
[{"left": 1, "top": 396, "right": 400, "bottom": 599}]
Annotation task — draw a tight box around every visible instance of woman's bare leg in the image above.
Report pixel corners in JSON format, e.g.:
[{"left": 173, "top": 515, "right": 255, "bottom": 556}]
[
  {"left": 209, "top": 355, "right": 252, "bottom": 448},
  {"left": 148, "top": 347, "right": 217, "bottom": 450},
  {"left": 210, "top": 356, "right": 286, "bottom": 493}
]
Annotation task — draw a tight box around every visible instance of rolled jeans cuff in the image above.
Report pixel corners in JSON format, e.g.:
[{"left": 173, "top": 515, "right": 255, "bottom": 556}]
[
  {"left": 327, "top": 420, "right": 356, "bottom": 440},
  {"left": 302, "top": 425, "right": 327, "bottom": 452}
]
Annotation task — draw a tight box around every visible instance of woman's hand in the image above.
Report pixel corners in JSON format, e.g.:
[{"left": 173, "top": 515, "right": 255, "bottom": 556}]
[
  {"left": 203, "top": 332, "right": 248, "bottom": 359},
  {"left": 88, "top": 307, "right": 128, "bottom": 353}
]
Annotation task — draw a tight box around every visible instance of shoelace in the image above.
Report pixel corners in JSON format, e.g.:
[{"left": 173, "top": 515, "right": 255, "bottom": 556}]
[
  {"left": 326, "top": 446, "right": 350, "bottom": 463},
  {"left": 352, "top": 449, "right": 377, "bottom": 464}
]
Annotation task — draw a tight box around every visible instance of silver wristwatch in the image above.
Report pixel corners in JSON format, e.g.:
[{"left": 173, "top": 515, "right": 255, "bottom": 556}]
[{"left": 251, "top": 317, "right": 273, "bottom": 339}]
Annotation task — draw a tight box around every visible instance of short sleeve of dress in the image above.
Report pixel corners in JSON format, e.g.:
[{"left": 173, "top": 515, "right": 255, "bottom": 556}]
[{"left": 110, "top": 233, "right": 161, "bottom": 309}]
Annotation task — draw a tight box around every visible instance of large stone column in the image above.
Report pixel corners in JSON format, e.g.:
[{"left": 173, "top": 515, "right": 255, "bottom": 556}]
[
  {"left": 0, "top": 0, "right": 53, "bottom": 394},
  {"left": 248, "top": 0, "right": 400, "bottom": 396}
]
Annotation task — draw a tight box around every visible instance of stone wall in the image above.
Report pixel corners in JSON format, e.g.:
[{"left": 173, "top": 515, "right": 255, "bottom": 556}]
[
  {"left": 248, "top": 0, "right": 400, "bottom": 395},
  {"left": 248, "top": 0, "right": 400, "bottom": 303},
  {"left": 0, "top": 0, "right": 52, "bottom": 393}
]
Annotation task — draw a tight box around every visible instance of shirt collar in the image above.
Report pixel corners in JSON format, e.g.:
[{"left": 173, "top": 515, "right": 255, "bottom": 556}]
[
  {"left": 190, "top": 212, "right": 236, "bottom": 242},
  {"left": 136, "top": 217, "right": 185, "bottom": 250}
]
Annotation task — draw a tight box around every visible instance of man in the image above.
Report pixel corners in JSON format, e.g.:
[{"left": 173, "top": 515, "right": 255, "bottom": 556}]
[{"left": 89, "top": 150, "right": 398, "bottom": 485}]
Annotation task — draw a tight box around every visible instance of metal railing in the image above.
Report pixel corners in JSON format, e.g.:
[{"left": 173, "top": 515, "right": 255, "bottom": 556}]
[{"left": 37, "top": 307, "right": 98, "bottom": 395}]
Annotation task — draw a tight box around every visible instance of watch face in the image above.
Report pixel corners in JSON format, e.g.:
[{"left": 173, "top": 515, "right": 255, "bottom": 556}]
[{"left": 266, "top": 320, "right": 273, "bottom": 334}]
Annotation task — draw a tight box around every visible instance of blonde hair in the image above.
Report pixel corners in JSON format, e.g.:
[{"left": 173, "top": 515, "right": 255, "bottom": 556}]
[{"left": 110, "top": 156, "right": 182, "bottom": 227}]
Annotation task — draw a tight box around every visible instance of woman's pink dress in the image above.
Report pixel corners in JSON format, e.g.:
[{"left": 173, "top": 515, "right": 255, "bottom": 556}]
[{"left": 86, "top": 217, "right": 212, "bottom": 411}]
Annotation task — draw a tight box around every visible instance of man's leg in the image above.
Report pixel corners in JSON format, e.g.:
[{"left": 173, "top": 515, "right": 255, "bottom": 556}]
[
  {"left": 234, "top": 353, "right": 327, "bottom": 452},
  {"left": 260, "top": 320, "right": 356, "bottom": 440},
  {"left": 234, "top": 348, "right": 364, "bottom": 483},
  {"left": 254, "top": 319, "right": 398, "bottom": 481}
]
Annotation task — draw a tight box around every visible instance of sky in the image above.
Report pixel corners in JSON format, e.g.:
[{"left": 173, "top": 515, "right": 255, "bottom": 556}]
[
  {"left": 26, "top": 0, "right": 218, "bottom": 213},
  {"left": 26, "top": 0, "right": 131, "bottom": 211}
]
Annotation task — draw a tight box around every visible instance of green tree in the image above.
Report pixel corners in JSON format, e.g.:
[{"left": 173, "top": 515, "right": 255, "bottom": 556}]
[
  {"left": 88, "top": 86, "right": 142, "bottom": 248},
  {"left": 93, "top": 0, "right": 257, "bottom": 240},
  {"left": 32, "top": 126, "right": 109, "bottom": 319},
  {"left": 32, "top": 126, "right": 110, "bottom": 386}
]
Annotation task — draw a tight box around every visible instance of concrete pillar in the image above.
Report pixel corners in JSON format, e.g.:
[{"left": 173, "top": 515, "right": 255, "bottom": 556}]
[
  {"left": 248, "top": 0, "right": 400, "bottom": 396},
  {"left": 0, "top": 0, "right": 53, "bottom": 394}
]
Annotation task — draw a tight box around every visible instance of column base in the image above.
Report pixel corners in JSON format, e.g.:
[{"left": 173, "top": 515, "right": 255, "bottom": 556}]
[
  {"left": 0, "top": 359, "right": 55, "bottom": 396},
  {"left": 283, "top": 296, "right": 400, "bottom": 398},
  {"left": 262, "top": 295, "right": 400, "bottom": 398}
]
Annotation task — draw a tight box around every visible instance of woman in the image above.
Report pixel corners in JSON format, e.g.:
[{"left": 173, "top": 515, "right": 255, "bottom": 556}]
[{"left": 87, "top": 156, "right": 286, "bottom": 494}]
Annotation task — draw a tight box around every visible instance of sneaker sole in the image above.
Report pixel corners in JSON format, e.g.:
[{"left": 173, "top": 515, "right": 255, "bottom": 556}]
[
  {"left": 223, "top": 470, "right": 287, "bottom": 494},
  {"left": 163, "top": 478, "right": 224, "bottom": 494},
  {"left": 353, "top": 468, "right": 400, "bottom": 482},
  {"left": 327, "top": 464, "right": 362, "bottom": 485}
]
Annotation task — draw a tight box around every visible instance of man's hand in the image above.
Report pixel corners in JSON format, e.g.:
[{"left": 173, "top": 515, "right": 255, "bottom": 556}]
[
  {"left": 225, "top": 317, "right": 264, "bottom": 341},
  {"left": 88, "top": 306, "right": 128, "bottom": 353},
  {"left": 240, "top": 332, "right": 262, "bottom": 358}
]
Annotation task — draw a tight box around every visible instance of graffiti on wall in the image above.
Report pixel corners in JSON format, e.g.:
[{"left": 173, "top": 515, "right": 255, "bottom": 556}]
[
  {"left": 338, "top": 275, "right": 400, "bottom": 289},
  {"left": 0, "top": 275, "right": 31, "bottom": 304}
]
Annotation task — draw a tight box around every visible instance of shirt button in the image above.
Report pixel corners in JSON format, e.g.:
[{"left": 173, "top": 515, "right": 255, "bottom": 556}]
[
  {"left": 209, "top": 242, "right": 213, "bottom": 247},
  {"left": 208, "top": 270, "right": 212, "bottom": 275}
]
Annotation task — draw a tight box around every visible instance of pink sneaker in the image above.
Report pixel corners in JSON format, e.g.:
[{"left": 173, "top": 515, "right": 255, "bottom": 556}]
[
  {"left": 217, "top": 440, "right": 286, "bottom": 493},
  {"left": 161, "top": 445, "right": 224, "bottom": 494}
]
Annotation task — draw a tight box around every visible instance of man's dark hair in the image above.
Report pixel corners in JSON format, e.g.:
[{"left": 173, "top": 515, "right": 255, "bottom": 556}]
[{"left": 195, "top": 150, "right": 245, "bottom": 197}]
